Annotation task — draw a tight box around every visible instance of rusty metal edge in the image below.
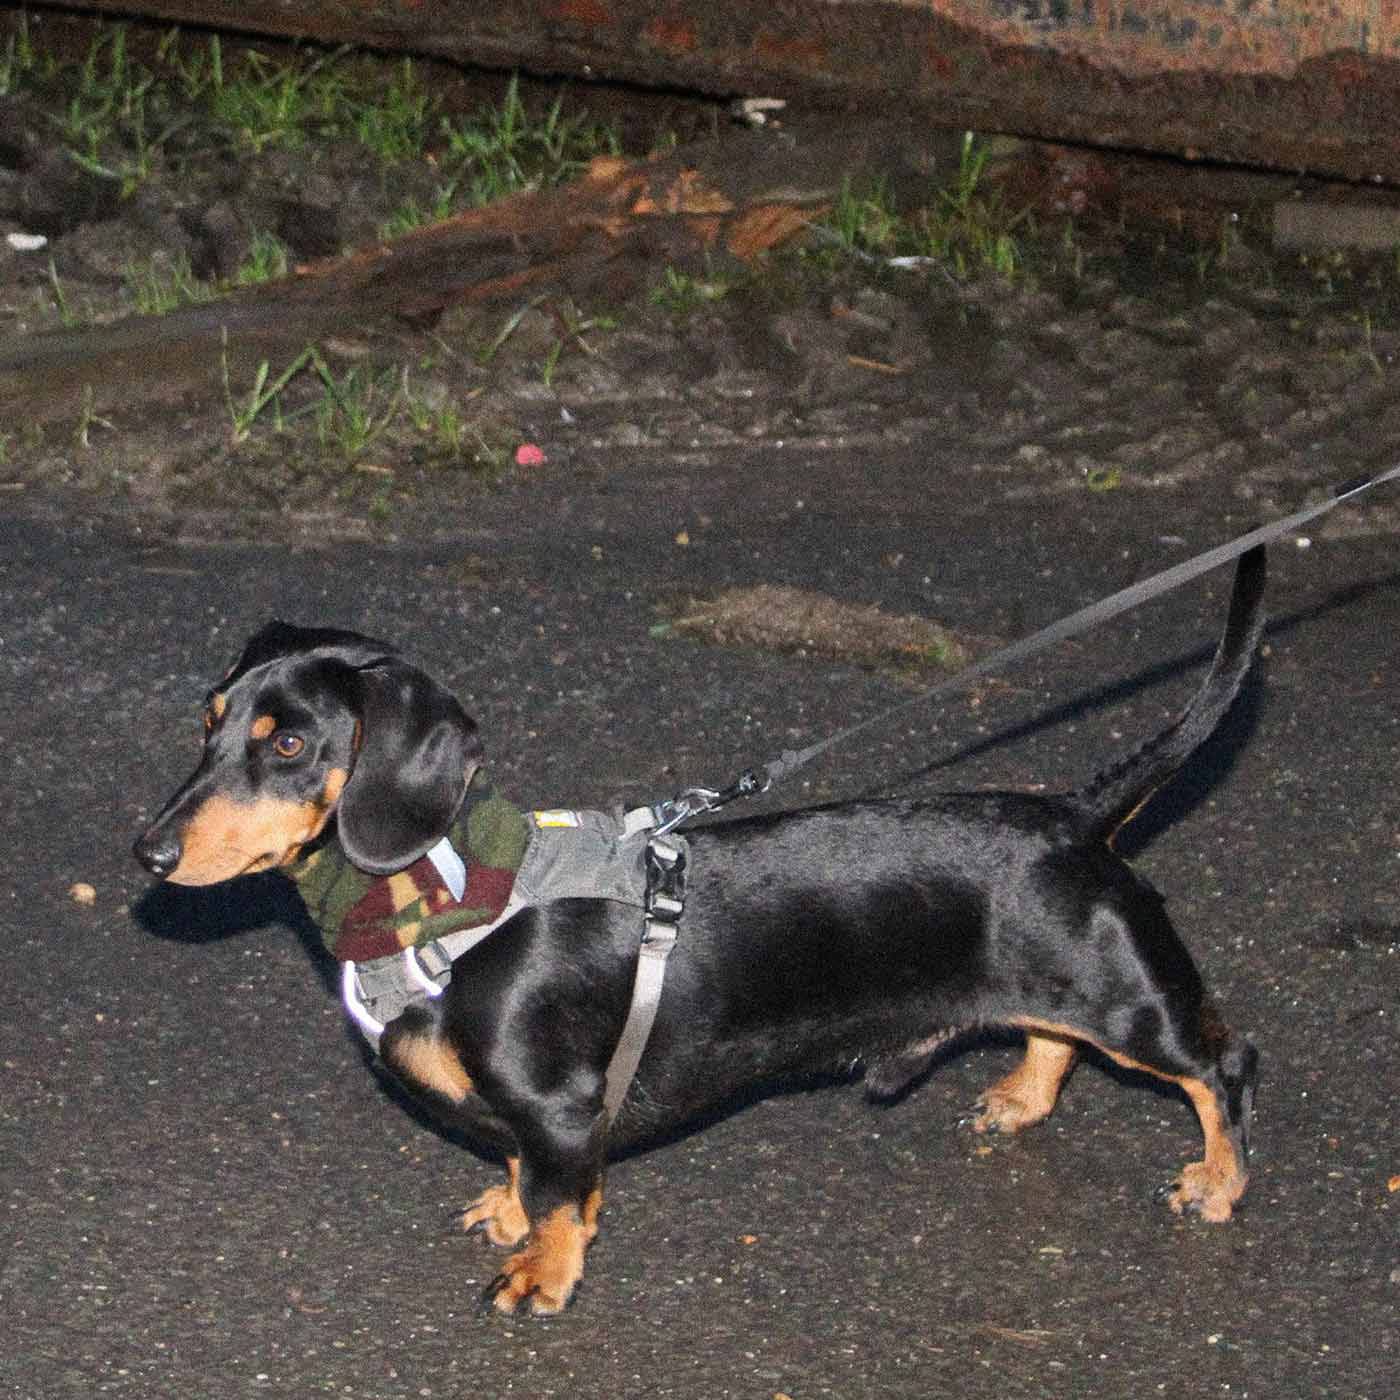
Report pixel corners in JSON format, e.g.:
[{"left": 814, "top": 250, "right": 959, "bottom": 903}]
[{"left": 17, "top": 0, "right": 1400, "bottom": 184}]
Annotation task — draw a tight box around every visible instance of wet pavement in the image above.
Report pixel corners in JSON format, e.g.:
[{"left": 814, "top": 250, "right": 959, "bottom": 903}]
[{"left": 2, "top": 442, "right": 1397, "bottom": 1397}]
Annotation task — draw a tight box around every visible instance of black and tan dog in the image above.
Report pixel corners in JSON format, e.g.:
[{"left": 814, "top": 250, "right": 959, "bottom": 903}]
[{"left": 134, "top": 547, "right": 1266, "bottom": 1314}]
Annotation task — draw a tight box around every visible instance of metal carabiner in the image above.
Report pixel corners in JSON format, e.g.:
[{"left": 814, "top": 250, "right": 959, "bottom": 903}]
[
  {"left": 649, "top": 767, "right": 771, "bottom": 836},
  {"left": 650, "top": 786, "right": 719, "bottom": 836}
]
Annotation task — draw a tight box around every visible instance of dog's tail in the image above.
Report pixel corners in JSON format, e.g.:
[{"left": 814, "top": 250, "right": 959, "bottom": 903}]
[{"left": 1070, "top": 544, "right": 1266, "bottom": 844}]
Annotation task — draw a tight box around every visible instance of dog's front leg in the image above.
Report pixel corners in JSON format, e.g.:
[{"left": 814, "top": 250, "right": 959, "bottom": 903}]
[
  {"left": 382, "top": 1009, "right": 607, "bottom": 1315},
  {"left": 483, "top": 1117, "right": 606, "bottom": 1316}
]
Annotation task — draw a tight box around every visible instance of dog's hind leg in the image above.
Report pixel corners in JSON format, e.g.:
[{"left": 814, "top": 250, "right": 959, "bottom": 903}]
[
  {"left": 968, "top": 1031, "right": 1078, "bottom": 1135},
  {"left": 1007, "top": 1010, "right": 1256, "bottom": 1223},
  {"left": 1142, "top": 1027, "right": 1256, "bottom": 1223}
]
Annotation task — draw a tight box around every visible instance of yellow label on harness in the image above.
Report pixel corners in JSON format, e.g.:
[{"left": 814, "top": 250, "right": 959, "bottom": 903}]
[{"left": 533, "top": 809, "right": 581, "bottom": 828}]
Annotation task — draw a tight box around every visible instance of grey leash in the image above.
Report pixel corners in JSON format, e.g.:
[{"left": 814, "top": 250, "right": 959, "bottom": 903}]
[{"left": 651, "top": 462, "right": 1400, "bottom": 828}]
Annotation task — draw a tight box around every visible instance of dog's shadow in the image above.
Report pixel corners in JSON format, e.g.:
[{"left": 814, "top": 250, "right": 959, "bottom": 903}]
[
  {"left": 134, "top": 871, "right": 341, "bottom": 994},
  {"left": 133, "top": 872, "right": 511, "bottom": 1165},
  {"left": 876, "top": 572, "right": 1400, "bottom": 855},
  {"left": 134, "top": 869, "right": 309, "bottom": 942},
  {"left": 869, "top": 634, "right": 1266, "bottom": 852}
]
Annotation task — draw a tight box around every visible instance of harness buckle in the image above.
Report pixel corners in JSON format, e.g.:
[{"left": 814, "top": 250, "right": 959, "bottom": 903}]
[
  {"left": 404, "top": 944, "right": 448, "bottom": 998},
  {"left": 341, "top": 943, "right": 453, "bottom": 1047},
  {"left": 644, "top": 837, "right": 686, "bottom": 918}
]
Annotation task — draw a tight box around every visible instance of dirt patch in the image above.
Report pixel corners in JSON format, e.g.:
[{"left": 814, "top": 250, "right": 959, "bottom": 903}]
[
  {"left": 4, "top": 8, "right": 1400, "bottom": 544},
  {"left": 659, "top": 584, "right": 974, "bottom": 677}
]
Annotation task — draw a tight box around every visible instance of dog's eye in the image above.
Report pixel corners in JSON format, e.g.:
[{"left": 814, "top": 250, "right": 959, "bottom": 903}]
[{"left": 272, "top": 731, "right": 305, "bottom": 759}]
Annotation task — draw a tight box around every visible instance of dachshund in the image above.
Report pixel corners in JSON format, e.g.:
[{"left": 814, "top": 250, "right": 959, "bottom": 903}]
[{"left": 134, "top": 546, "right": 1266, "bottom": 1315}]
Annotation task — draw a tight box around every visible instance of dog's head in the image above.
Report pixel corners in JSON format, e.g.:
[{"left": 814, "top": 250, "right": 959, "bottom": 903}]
[{"left": 133, "top": 622, "right": 482, "bottom": 884}]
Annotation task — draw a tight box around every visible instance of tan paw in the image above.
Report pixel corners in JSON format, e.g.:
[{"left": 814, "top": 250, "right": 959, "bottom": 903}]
[
  {"left": 967, "top": 1033, "right": 1075, "bottom": 1134},
  {"left": 485, "top": 1207, "right": 591, "bottom": 1316},
  {"left": 1161, "top": 1159, "right": 1246, "bottom": 1223},
  {"left": 967, "top": 1088, "right": 1048, "bottom": 1135},
  {"left": 461, "top": 1182, "right": 529, "bottom": 1248}
]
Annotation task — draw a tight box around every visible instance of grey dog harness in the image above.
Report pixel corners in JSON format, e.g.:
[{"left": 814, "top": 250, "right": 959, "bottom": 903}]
[{"left": 340, "top": 805, "right": 685, "bottom": 1123}]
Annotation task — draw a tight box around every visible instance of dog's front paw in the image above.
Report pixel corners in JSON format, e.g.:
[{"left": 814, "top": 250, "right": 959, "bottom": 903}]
[
  {"left": 461, "top": 1181, "right": 529, "bottom": 1247},
  {"left": 483, "top": 1206, "right": 594, "bottom": 1316},
  {"left": 1159, "top": 1160, "right": 1246, "bottom": 1224}
]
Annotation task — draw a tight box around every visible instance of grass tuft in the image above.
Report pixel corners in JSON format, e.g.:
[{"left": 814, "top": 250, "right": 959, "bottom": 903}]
[
  {"left": 916, "top": 132, "right": 1029, "bottom": 279},
  {"left": 649, "top": 265, "right": 731, "bottom": 316},
  {"left": 441, "top": 75, "right": 619, "bottom": 207},
  {"left": 811, "top": 133, "right": 1028, "bottom": 281}
]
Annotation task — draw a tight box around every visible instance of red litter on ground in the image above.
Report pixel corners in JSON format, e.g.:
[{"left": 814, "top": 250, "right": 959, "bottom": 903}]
[{"left": 515, "top": 443, "right": 546, "bottom": 467}]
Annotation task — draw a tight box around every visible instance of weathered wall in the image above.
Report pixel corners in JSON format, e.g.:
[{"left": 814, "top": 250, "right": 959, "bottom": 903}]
[{"left": 25, "top": 1, "right": 1400, "bottom": 182}]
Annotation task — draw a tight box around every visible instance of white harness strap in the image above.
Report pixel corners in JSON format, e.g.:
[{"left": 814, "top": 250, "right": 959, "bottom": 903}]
[{"left": 425, "top": 835, "right": 467, "bottom": 900}]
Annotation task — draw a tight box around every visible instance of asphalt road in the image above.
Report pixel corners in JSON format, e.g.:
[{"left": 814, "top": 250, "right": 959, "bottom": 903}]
[{"left": 2, "top": 449, "right": 1397, "bottom": 1398}]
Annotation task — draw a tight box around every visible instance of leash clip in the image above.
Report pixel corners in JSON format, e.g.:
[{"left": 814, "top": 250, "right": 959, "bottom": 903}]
[{"left": 649, "top": 767, "right": 771, "bottom": 835}]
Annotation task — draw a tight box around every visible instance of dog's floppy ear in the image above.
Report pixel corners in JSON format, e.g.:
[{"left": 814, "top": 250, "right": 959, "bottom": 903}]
[{"left": 335, "top": 659, "right": 483, "bottom": 874}]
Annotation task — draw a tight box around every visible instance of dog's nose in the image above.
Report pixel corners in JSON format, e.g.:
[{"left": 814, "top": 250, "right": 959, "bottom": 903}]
[{"left": 133, "top": 828, "right": 181, "bottom": 879}]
